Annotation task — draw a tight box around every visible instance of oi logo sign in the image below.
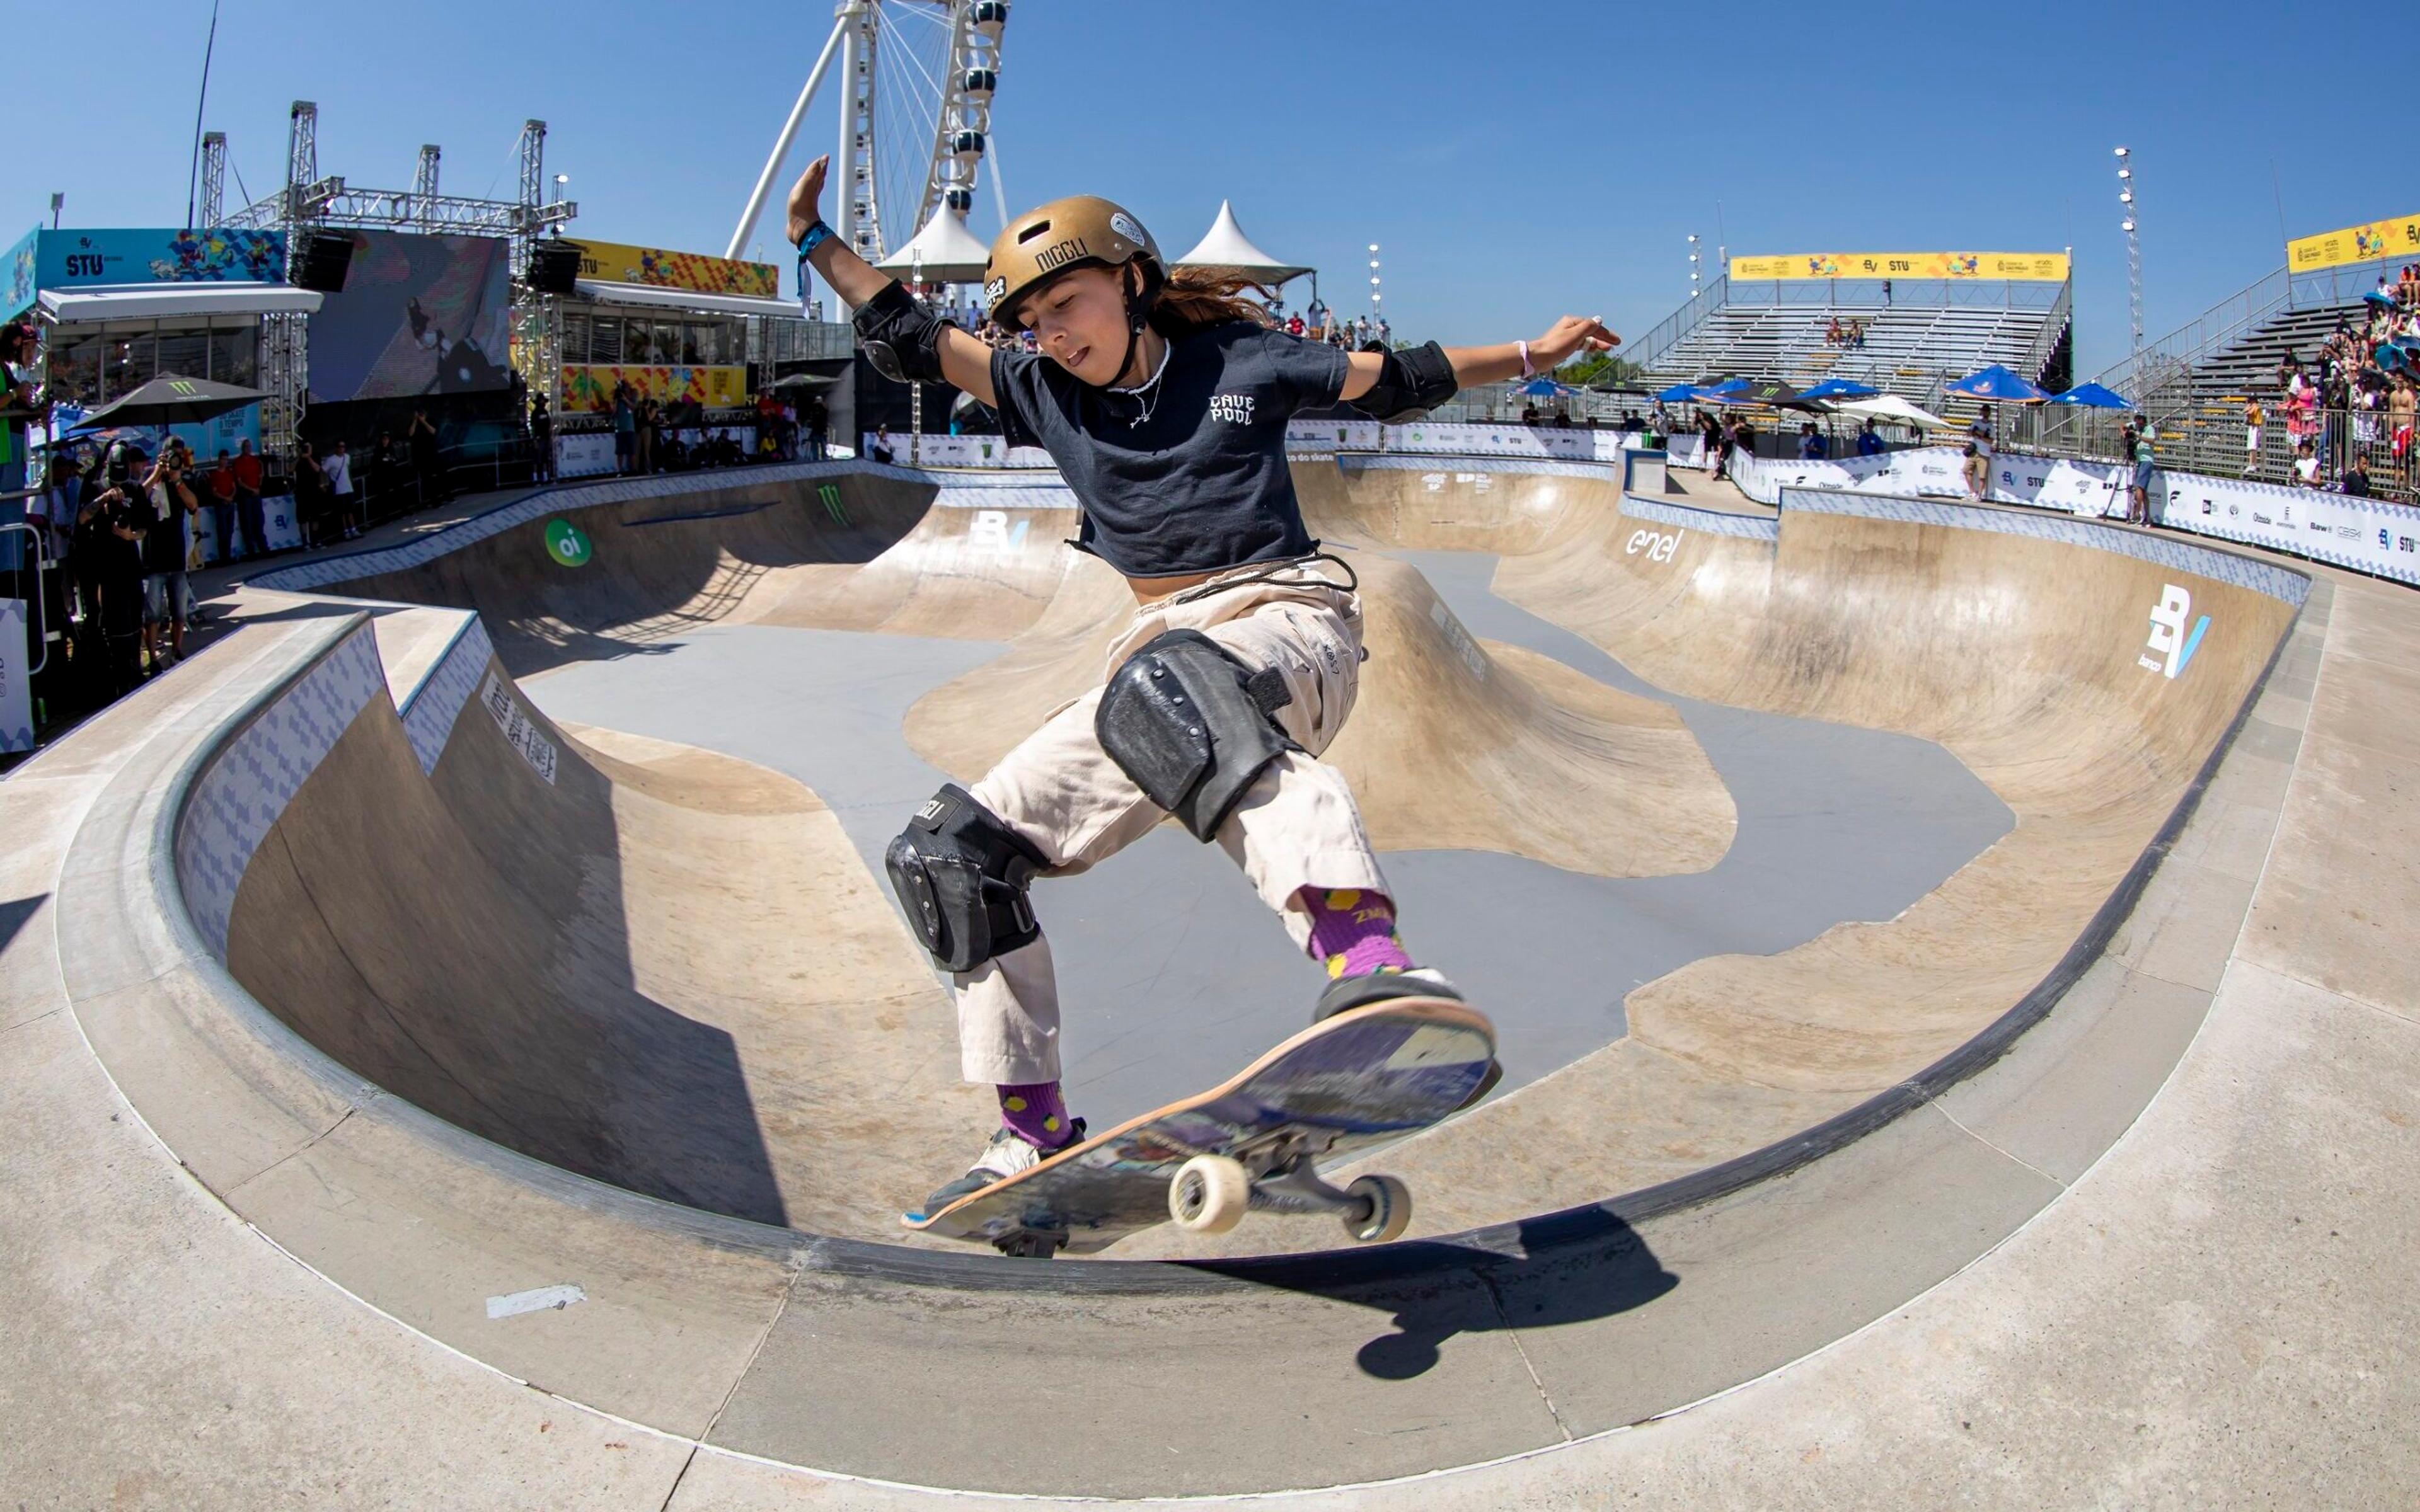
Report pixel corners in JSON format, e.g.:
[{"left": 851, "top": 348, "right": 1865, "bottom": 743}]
[{"left": 544, "top": 519, "right": 592, "bottom": 568}]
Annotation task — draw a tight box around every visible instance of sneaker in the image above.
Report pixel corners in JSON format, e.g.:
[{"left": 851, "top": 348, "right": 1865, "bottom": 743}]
[
  {"left": 1313, "top": 965, "right": 1462, "bottom": 1024},
  {"left": 913, "top": 1118, "right": 1086, "bottom": 1218},
  {"left": 1313, "top": 968, "right": 1504, "bottom": 1113}
]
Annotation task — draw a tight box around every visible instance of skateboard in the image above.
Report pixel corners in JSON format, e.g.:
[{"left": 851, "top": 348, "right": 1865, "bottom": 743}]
[{"left": 903, "top": 997, "right": 1497, "bottom": 1257}]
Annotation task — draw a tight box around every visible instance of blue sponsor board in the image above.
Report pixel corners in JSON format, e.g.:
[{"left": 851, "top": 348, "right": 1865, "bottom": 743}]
[
  {"left": 3, "top": 227, "right": 289, "bottom": 318},
  {"left": 3, "top": 226, "right": 34, "bottom": 319}
]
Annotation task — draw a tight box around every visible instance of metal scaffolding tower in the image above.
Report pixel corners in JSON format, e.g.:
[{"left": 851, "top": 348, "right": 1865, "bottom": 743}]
[
  {"left": 224, "top": 101, "right": 579, "bottom": 459},
  {"left": 197, "top": 132, "right": 227, "bottom": 226},
  {"left": 412, "top": 145, "right": 441, "bottom": 230},
  {"left": 512, "top": 120, "right": 548, "bottom": 278}
]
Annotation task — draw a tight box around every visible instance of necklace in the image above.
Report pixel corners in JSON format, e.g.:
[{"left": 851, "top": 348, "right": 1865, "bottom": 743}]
[{"left": 1109, "top": 336, "right": 1172, "bottom": 428}]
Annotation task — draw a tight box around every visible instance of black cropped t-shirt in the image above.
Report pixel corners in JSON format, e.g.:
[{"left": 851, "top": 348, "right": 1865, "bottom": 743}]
[{"left": 988, "top": 321, "right": 1350, "bottom": 578}]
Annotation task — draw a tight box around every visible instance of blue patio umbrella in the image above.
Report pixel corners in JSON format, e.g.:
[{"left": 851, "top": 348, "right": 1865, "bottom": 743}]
[
  {"left": 1514, "top": 375, "right": 1577, "bottom": 398},
  {"left": 1693, "top": 377, "right": 1750, "bottom": 399},
  {"left": 1798, "top": 378, "right": 1880, "bottom": 401},
  {"left": 2049, "top": 382, "right": 2136, "bottom": 410},
  {"left": 1944, "top": 365, "right": 2052, "bottom": 404},
  {"left": 1654, "top": 381, "right": 1702, "bottom": 402}
]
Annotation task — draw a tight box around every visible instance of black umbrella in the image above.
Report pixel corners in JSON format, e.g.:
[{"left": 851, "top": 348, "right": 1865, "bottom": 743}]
[
  {"left": 67, "top": 374, "right": 269, "bottom": 432},
  {"left": 1734, "top": 378, "right": 1820, "bottom": 411},
  {"left": 763, "top": 371, "right": 839, "bottom": 391}
]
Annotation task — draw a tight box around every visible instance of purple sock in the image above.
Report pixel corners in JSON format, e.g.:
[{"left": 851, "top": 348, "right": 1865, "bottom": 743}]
[
  {"left": 1297, "top": 887, "right": 1414, "bottom": 979},
  {"left": 997, "top": 1082, "right": 1072, "bottom": 1148}
]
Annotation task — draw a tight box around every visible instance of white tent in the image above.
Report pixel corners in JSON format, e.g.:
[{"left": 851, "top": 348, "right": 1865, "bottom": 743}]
[
  {"left": 1825, "top": 394, "right": 1955, "bottom": 431},
  {"left": 1173, "top": 200, "right": 1312, "bottom": 285},
  {"left": 874, "top": 205, "right": 993, "bottom": 284}
]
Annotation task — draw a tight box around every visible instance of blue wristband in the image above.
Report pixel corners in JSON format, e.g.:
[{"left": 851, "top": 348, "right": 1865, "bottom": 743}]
[{"left": 795, "top": 219, "right": 835, "bottom": 258}]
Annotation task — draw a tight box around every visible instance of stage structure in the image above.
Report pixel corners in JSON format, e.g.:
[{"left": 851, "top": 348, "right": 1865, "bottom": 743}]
[
  {"left": 728, "top": 1, "right": 1010, "bottom": 307},
  {"left": 222, "top": 103, "right": 578, "bottom": 456}
]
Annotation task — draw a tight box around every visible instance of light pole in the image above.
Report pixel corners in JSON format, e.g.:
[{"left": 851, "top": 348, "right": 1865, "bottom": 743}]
[
  {"left": 1688, "top": 233, "right": 1701, "bottom": 300},
  {"left": 49, "top": 192, "right": 63, "bottom": 229},
  {"left": 2116, "top": 147, "right": 2143, "bottom": 368},
  {"left": 1367, "top": 244, "right": 1382, "bottom": 337}
]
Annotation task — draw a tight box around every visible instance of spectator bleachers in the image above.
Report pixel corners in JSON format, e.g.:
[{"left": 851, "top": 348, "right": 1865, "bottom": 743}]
[
  {"left": 1645, "top": 298, "right": 2067, "bottom": 402},
  {"left": 2164, "top": 298, "right": 2371, "bottom": 403}
]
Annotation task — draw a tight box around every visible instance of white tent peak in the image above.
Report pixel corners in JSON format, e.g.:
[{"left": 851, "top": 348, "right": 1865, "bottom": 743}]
[
  {"left": 875, "top": 205, "right": 993, "bottom": 283},
  {"left": 1173, "top": 200, "right": 1311, "bottom": 284}
]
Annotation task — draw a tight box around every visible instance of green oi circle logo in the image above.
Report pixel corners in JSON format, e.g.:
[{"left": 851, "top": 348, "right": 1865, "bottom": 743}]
[{"left": 544, "top": 520, "right": 592, "bottom": 568}]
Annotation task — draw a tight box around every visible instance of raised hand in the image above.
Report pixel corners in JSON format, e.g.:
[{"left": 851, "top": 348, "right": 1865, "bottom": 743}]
[
  {"left": 1530, "top": 316, "right": 1620, "bottom": 369},
  {"left": 785, "top": 154, "right": 831, "bottom": 246}
]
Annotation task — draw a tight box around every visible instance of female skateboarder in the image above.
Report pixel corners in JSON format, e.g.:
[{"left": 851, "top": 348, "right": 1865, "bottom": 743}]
[{"left": 784, "top": 158, "right": 1616, "bottom": 1212}]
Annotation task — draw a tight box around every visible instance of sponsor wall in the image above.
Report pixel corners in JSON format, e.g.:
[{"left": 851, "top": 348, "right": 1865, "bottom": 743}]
[
  {"left": 3, "top": 226, "right": 289, "bottom": 319},
  {"left": 1729, "top": 251, "right": 2070, "bottom": 282},
  {"left": 1719, "top": 442, "right": 2420, "bottom": 590},
  {"left": 2286, "top": 212, "right": 2419, "bottom": 275},
  {"left": 2150, "top": 471, "right": 2419, "bottom": 585},
  {"left": 1284, "top": 419, "right": 1385, "bottom": 452},
  {"left": 306, "top": 231, "right": 513, "bottom": 403},
  {"left": 1378, "top": 421, "right": 1641, "bottom": 462},
  {"left": 554, "top": 428, "right": 764, "bottom": 479},
  {"left": 857, "top": 433, "right": 1054, "bottom": 467},
  {"left": 568, "top": 240, "right": 779, "bottom": 299},
  {"left": 555, "top": 432, "right": 618, "bottom": 479}
]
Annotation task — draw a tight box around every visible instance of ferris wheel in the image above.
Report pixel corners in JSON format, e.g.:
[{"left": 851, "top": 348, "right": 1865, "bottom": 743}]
[{"left": 729, "top": 0, "right": 1008, "bottom": 273}]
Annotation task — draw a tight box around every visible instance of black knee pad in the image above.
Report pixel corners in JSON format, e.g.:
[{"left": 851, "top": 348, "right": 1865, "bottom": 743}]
[
  {"left": 1095, "top": 629, "right": 1296, "bottom": 842},
  {"left": 885, "top": 784, "right": 1047, "bottom": 973}
]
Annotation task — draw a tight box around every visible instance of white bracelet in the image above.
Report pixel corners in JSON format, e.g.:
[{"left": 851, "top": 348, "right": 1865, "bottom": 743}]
[{"left": 1517, "top": 340, "right": 1534, "bottom": 378}]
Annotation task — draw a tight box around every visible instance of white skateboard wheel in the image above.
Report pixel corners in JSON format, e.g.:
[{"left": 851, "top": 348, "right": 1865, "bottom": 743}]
[
  {"left": 1169, "top": 1154, "right": 1250, "bottom": 1235},
  {"left": 1342, "top": 1174, "right": 1412, "bottom": 1244}
]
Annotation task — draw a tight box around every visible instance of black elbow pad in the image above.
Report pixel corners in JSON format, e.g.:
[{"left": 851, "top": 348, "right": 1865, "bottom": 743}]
[
  {"left": 1345, "top": 340, "right": 1458, "bottom": 422},
  {"left": 853, "top": 281, "right": 948, "bottom": 384}
]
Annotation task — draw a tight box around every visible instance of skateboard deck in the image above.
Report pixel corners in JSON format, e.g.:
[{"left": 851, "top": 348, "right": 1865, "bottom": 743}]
[{"left": 903, "top": 997, "right": 1496, "bottom": 1256}]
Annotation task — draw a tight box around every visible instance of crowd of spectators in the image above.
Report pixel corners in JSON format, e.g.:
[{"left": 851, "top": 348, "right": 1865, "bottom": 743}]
[
  {"left": 604, "top": 380, "right": 828, "bottom": 478},
  {"left": 20, "top": 433, "right": 263, "bottom": 713},
  {"left": 2254, "top": 266, "right": 2420, "bottom": 496}
]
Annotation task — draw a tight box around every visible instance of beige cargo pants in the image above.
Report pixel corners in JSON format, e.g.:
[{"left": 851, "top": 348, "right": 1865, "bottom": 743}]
[{"left": 954, "top": 561, "right": 1390, "bottom": 1084}]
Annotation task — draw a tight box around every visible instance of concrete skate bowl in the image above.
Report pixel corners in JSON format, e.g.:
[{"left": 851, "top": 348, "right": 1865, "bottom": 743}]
[{"left": 84, "top": 453, "right": 2309, "bottom": 1494}]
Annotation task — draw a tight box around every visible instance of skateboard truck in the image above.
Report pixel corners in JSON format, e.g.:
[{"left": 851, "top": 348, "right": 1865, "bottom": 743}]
[
  {"left": 1170, "top": 1151, "right": 1412, "bottom": 1245},
  {"left": 992, "top": 1228, "right": 1069, "bottom": 1259}
]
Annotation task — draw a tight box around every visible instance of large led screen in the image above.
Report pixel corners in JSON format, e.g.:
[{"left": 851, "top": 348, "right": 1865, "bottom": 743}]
[{"left": 306, "top": 231, "right": 513, "bottom": 403}]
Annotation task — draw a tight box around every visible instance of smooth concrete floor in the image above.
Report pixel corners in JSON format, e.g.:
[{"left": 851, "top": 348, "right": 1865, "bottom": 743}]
[{"left": 524, "top": 544, "right": 2011, "bottom": 1127}]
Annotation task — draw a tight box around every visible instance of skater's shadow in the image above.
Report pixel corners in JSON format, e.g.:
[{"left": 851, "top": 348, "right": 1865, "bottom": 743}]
[{"left": 1191, "top": 1206, "right": 1678, "bottom": 1379}]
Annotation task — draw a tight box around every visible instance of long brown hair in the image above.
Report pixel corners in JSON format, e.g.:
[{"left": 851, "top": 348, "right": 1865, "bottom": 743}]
[{"left": 1146, "top": 264, "right": 1278, "bottom": 338}]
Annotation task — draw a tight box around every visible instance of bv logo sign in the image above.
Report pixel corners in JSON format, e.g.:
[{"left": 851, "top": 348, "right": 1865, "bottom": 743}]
[
  {"left": 2140, "top": 583, "right": 2210, "bottom": 680},
  {"left": 967, "top": 508, "right": 1029, "bottom": 555}
]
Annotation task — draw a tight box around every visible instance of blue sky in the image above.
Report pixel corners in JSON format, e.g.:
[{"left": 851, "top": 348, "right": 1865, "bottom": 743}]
[{"left": 9, "top": 0, "right": 2399, "bottom": 377}]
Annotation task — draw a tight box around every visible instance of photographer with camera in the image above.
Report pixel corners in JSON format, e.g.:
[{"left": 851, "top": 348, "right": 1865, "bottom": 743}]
[
  {"left": 139, "top": 440, "right": 200, "bottom": 670},
  {"left": 74, "top": 475, "right": 149, "bottom": 696}
]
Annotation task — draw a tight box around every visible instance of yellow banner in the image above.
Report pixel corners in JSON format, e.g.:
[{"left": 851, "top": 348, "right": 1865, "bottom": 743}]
[
  {"left": 562, "top": 364, "right": 747, "bottom": 413},
  {"left": 568, "top": 240, "right": 778, "bottom": 299},
  {"left": 1729, "top": 251, "right": 2070, "bottom": 282},
  {"left": 2286, "top": 214, "right": 2420, "bottom": 274}
]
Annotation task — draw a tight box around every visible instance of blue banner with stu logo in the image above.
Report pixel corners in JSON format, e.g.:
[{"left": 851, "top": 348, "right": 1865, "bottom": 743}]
[{"left": 3, "top": 227, "right": 289, "bottom": 318}]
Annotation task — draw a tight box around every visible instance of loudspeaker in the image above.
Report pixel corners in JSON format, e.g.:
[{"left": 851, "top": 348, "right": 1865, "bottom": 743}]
[
  {"left": 527, "top": 239, "right": 583, "bottom": 295},
  {"left": 291, "top": 231, "right": 355, "bottom": 293}
]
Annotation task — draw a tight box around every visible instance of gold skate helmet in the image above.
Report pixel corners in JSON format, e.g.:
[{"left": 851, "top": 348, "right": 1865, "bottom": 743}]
[{"left": 984, "top": 195, "right": 1162, "bottom": 331}]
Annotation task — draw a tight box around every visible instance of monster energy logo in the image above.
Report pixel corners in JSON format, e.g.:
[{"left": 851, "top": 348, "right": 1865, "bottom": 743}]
[{"left": 817, "top": 483, "right": 850, "bottom": 526}]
